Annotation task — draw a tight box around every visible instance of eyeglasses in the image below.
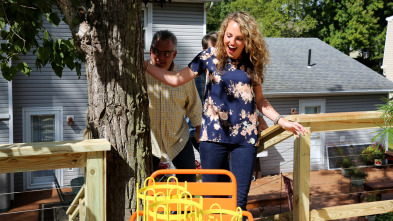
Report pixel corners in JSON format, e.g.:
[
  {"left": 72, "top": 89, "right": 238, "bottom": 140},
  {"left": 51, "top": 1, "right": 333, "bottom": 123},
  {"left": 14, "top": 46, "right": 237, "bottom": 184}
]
[{"left": 151, "top": 48, "right": 174, "bottom": 58}]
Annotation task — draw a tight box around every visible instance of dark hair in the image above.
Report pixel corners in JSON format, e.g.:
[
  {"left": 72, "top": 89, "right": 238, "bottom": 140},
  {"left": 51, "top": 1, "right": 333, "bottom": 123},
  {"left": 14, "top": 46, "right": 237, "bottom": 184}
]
[
  {"left": 201, "top": 31, "right": 218, "bottom": 49},
  {"left": 151, "top": 30, "right": 178, "bottom": 51}
]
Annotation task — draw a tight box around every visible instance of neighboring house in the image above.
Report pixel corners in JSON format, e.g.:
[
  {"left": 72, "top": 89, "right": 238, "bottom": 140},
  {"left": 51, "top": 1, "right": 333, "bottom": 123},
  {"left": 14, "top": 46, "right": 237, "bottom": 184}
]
[
  {"left": 382, "top": 15, "right": 393, "bottom": 83},
  {"left": 258, "top": 38, "right": 393, "bottom": 175},
  {"left": 0, "top": 1, "right": 216, "bottom": 203}
]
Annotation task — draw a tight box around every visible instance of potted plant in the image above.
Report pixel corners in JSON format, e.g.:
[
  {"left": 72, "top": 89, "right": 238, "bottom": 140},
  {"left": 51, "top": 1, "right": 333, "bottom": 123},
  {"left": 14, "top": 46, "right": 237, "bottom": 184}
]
[
  {"left": 348, "top": 167, "right": 367, "bottom": 186},
  {"left": 341, "top": 157, "right": 355, "bottom": 177},
  {"left": 362, "top": 143, "right": 385, "bottom": 166}
]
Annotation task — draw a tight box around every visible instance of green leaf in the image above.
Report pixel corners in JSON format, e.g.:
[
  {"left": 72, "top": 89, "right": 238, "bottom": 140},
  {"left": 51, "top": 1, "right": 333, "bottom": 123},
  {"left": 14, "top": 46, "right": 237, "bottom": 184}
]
[
  {"left": 46, "top": 12, "right": 61, "bottom": 26},
  {"left": 17, "top": 62, "right": 31, "bottom": 76},
  {"left": 37, "top": 46, "right": 51, "bottom": 65},
  {"left": 64, "top": 56, "right": 74, "bottom": 70},
  {"left": 75, "top": 62, "right": 82, "bottom": 77},
  {"left": 1, "top": 62, "right": 17, "bottom": 81},
  {"left": 0, "top": 20, "right": 5, "bottom": 30},
  {"left": 51, "top": 62, "right": 63, "bottom": 78}
]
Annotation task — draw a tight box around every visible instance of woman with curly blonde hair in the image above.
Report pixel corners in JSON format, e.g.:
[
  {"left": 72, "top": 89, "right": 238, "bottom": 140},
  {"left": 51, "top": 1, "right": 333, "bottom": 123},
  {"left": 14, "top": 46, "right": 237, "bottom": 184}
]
[
  {"left": 144, "top": 11, "right": 307, "bottom": 210},
  {"left": 215, "top": 11, "right": 269, "bottom": 86}
]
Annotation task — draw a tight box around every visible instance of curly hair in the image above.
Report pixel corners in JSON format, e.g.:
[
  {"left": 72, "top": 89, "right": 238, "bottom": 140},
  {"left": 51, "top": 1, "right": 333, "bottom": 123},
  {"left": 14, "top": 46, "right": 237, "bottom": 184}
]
[{"left": 216, "top": 11, "right": 269, "bottom": 85}]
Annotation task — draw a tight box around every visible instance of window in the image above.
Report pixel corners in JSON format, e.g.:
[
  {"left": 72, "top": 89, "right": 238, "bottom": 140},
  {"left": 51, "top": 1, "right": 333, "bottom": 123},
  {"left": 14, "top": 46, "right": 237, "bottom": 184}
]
[
  {"left": 142, "top": 3, "right": 152, "bottom": 52},
  {"left": 23, "top": 107, "right": 63, "bottom": 189}
]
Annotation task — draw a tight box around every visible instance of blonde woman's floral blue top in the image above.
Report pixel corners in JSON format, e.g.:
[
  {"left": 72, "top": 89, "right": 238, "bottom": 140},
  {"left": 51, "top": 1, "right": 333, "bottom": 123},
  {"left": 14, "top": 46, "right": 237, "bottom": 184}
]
[{"left": 188, "top": 47, "right": 259, "bottom": 146}]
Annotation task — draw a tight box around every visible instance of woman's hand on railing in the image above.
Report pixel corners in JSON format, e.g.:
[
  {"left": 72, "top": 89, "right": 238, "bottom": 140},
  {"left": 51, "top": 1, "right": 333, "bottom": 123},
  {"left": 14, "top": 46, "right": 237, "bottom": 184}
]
[{"left": 278, "top": 118, "right": 308, "bottom": 137}]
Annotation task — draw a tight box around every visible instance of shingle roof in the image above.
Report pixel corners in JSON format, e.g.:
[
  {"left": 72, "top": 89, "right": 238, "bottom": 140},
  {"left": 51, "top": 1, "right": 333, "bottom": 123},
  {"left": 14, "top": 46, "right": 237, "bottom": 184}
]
[{"left": 263, "top": 38, "right": 393, "bottom": 95}]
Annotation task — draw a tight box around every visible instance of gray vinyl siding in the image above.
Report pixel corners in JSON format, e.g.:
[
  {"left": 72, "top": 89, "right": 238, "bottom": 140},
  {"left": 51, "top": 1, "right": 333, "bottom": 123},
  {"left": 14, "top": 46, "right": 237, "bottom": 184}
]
[
  {"left": 258, "top": 94, "right": 388, "bottom": 176},
  {"left": 12, "top": 11, "right": 86, "bottom": 191},
  {"left": 149, "top": 3, "right": 205, "bottom": 68}
]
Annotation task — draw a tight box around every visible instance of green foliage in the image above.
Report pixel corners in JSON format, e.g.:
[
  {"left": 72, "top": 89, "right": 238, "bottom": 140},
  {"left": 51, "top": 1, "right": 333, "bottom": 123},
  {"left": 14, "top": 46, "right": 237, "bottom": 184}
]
[
  {"left": 206, "top": 0, "right": 318, "bottom": 37},
  {"left": 373, "top": 97, "right": 393, "bottom": 146},
  {"left": 206, "top": 0, "right": 393, "bottom": 73},
  {"left": 377, "top": 212, "right": 393, "bottom": 221},
  {"left": 348, "top": 167, "right": 367, "bottom": 179},
  {"left": 303, "top": 0, "right": 393, "bottom": 74},
  {"left": 0, "top": 0, "right": 84, "bottom": 80},
  {"left": 361, "top": 142, "right": 386, "bottom": 163}
]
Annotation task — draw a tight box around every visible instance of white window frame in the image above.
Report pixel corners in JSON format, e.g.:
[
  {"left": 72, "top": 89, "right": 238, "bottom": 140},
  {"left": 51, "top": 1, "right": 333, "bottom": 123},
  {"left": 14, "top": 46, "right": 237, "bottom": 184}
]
[
  {"left": 142, "top": 3, "right": 153, "bottom": 52},
  {"left": 22, "top": 107, "right": 64, "bottom": 190}
]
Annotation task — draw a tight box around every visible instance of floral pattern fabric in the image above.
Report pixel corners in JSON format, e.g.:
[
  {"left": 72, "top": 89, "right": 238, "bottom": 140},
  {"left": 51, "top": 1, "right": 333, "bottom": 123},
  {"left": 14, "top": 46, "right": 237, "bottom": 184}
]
[{"left": 188, "top": 47, "right": 259, "bottom": 145}]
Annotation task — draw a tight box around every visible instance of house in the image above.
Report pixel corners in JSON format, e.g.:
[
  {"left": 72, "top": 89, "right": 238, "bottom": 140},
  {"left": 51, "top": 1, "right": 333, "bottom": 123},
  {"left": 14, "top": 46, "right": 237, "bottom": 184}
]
[
  {"left": 382, "top": 16, "right": 393, "bottom": 83},
  {"left": 0, "top": 0, "right": 217, "bottom": 208},
  {"left": 258, "top": 37, "right": 393, "bottom": 175}
]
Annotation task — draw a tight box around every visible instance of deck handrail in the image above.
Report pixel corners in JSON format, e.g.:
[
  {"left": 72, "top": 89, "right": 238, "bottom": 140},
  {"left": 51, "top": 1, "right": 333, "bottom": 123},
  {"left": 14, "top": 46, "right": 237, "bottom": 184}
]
[
  {"left": 257, "top": 111, "right": 391, "bottom": 221},
  {"left": 0, "top": 139, "right": 110, "bottom": 221}
]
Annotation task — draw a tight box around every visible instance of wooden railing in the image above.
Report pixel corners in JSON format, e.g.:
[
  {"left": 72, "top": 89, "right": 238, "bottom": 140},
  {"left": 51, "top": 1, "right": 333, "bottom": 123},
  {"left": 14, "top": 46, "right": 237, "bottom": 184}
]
[
  {"left": 258, "top": 111, "right": 393, "bottom": 221},
  {"left": 0, "top": 139, "right": 110, "bottom": 221}
]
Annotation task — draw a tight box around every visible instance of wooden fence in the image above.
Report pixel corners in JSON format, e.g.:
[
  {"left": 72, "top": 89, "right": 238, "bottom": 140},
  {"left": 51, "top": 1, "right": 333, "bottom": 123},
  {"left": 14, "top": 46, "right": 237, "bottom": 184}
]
[
  {"left": 258, "top": 111, "right": 393, "bottom": 221},
  {"left": 0, "top": 139, "right": 110, "bottom": 221}
]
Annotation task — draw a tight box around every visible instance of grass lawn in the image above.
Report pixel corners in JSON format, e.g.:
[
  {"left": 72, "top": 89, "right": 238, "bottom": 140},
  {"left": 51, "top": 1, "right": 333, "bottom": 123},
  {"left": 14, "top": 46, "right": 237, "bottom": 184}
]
[{"left": 389, "top": 135, "right": 393, "bottom": 151}]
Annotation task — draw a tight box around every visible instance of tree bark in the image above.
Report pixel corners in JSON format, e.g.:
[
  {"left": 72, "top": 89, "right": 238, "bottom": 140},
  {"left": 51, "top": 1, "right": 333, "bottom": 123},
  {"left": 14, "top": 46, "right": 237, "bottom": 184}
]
[{"left": 57, "top": 0, "right": 151, "bottom": 220}]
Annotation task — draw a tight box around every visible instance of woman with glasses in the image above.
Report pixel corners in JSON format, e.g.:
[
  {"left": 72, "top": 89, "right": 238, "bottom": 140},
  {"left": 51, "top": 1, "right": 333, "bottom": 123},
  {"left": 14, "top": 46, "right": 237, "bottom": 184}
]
[{"left": 144, "top": 12, "right": 307, "bottom": 210}]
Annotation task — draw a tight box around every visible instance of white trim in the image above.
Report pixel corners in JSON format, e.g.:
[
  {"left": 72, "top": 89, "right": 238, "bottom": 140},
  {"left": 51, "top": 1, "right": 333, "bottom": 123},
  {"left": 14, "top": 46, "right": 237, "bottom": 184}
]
[
  {"left": 382, "top": 15, "right": 392, "bottom": 70},
  {"left": 22, "top": 107, "right": 64, "bottom": 190},
  {"left": 142, "top": 3, "right": 153, "bottom": 52},
  {"left": 8, "top": 81, "right": 12, "bottom": 144},
  {"left": 5, "top": 23, "right": 14, "bottom": 200},
  {"left": 0, "top": 114, "right": 8, "bottom": 119},
  {"left": 203, "top": 4, "right": 207, "bottom": 35}
]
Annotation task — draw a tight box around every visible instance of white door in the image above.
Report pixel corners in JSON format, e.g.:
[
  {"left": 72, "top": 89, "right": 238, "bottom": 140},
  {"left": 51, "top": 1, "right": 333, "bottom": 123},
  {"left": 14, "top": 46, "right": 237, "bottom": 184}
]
[
  {"left": 23, "top": 107, "right": 63, "bottom": 189},
  {"left": 299, "top": 100, "right": 326, "bottom": 164}
]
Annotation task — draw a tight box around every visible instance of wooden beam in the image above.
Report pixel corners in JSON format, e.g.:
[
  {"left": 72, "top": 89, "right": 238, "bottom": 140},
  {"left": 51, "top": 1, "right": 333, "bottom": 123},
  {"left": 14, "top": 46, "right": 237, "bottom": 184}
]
[
  {"left": 309, "top": 120, "right": 382, "bottom": 133},
  {"left": 286, "top": 111, "right": 382, "bottom": 124},
  {"left": 86, "top": 151, "right": 107, "bottom": 221},
  {"left": 310, "top": 200, "right": 393, "bottom": 220},
  {"left": 258, "top": 131, "right": 293, "bottom": 153},
  {"left": 0, "top": 139, "right": 111, "bottom": 158},
  {"left": 0, "top": 152, "right": 87, "bottom": 173},
  {"left": 293, "top": 127, "right": 311, "bottom": 221}
]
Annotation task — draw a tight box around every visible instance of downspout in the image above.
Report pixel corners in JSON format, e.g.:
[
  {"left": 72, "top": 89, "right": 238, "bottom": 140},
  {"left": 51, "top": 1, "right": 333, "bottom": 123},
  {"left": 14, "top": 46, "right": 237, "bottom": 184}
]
[
  {"left": 5, "top": 24, "right": 14, "bottom": 200},
  {"left": 203, "top": 2, "right": 215, "bottom": 35}
]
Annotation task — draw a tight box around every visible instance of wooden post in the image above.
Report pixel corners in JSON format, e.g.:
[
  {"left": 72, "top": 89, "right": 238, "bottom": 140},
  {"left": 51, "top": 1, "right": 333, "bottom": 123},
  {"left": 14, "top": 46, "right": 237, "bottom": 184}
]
[
  {"left": 293, "top": 127, "right": 311, "bottom": 221},
  {"left": 85, "top": 151, "right": 107, "bottom": 221}
]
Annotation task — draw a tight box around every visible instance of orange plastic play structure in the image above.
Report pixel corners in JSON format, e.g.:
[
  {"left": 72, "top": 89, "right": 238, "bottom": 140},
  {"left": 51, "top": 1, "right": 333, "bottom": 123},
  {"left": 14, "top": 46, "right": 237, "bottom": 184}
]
[{"left": 129, "top": 169, "right": 254, "bottom": 221}]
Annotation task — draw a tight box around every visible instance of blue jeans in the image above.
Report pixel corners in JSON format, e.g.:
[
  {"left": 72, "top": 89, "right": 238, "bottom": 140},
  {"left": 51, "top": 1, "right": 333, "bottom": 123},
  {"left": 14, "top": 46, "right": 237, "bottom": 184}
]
[
  {"left": 153, "top": 138, "right": 196, "bottom": 182},
  {"left": 199, "top": 141, "right": 257, "bottom": 210}
]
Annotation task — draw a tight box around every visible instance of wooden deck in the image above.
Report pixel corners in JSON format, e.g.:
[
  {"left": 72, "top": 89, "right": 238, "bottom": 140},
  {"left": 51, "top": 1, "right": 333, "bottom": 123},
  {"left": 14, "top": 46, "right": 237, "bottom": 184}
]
[
  {"left": 1, "top": 165, "right": 393, "bottom": 221},
  {"left": 248, "top": 165, "right": 393, "bottom": 220},
  {"left": 0, "top": 188, "right": 71, "bottom": 221}
]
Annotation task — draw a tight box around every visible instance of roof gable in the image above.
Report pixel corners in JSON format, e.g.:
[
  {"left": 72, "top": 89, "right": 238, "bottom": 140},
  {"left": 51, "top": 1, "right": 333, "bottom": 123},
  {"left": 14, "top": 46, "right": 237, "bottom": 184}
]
[{"left": 263, "top": 38, "right": 393, "bottom": 95}]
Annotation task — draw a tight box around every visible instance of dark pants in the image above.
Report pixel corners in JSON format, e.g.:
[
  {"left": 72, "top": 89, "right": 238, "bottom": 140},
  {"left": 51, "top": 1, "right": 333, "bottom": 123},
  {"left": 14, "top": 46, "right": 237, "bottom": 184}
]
[
  {"left": 153, "top": 138, "right": 196, "bottom": 182},
  {"left": 199, "top": 141, "right": 257, "bottom": 210}
]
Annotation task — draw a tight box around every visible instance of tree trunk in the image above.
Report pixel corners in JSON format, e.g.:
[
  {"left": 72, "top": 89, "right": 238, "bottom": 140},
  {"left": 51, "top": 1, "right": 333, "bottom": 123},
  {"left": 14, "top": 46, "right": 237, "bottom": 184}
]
[{"left": 57, "top": 0, "right": 151, "bottom": 220}]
